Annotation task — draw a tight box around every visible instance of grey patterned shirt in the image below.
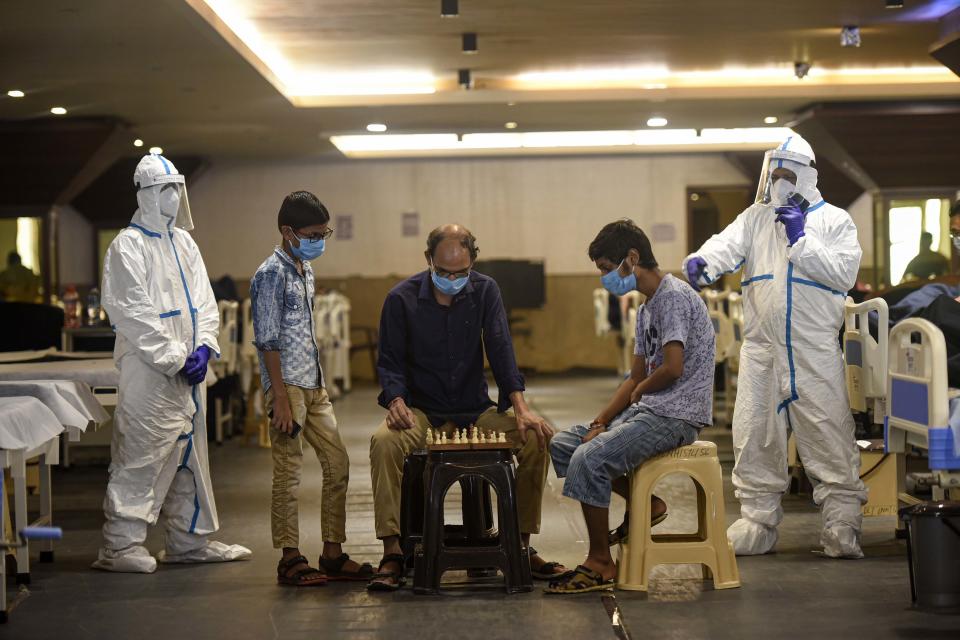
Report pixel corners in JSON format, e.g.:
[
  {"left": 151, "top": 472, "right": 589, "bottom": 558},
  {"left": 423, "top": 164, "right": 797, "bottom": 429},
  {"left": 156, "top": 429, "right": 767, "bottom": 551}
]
[
  {"left": 633, "top": 273, "right": 715, "bottom": 425},
  {"left": 250, "top": 247, "right": 323, "bottom": 392}
]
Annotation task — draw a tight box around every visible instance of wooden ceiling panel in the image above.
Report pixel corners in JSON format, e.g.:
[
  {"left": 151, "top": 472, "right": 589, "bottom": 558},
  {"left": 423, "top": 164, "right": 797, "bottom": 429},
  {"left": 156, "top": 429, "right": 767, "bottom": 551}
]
[
  {"left": 72, "top": 156, "right": 205, "bottom": 226},
  {"left": 0, "top": 118, "right": 117, "bottom": 209},
  {"left": 805, "top": 101, "right": 960, "bottom": 188}
]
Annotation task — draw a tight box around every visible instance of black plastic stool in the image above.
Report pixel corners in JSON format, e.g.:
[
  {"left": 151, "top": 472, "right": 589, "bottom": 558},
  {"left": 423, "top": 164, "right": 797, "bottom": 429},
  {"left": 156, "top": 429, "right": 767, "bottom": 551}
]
[
  {"left": 400, "top": 452, "right": 496, "bottom": 564},
  {"left": 413, "top": 448, "right": 533, "bottom": 594}
]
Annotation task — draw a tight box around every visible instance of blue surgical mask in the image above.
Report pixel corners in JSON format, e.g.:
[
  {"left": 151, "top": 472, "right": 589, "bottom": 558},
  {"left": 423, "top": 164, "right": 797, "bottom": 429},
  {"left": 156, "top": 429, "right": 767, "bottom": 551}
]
[
  {"left": 290, "top": 233, "right": 325, "bottom": 261},
  {"left": 601, "top": 259, "right": 636, "bottom": 296},
  {"left": 431, "top": 270, "right": 469, "bottom": 296}
]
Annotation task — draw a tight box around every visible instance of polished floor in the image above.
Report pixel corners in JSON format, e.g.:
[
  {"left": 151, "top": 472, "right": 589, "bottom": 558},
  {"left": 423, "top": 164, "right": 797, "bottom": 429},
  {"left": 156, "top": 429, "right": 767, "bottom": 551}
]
[{"left": 4, "top": 375, "right": 958, "bottom": 639}]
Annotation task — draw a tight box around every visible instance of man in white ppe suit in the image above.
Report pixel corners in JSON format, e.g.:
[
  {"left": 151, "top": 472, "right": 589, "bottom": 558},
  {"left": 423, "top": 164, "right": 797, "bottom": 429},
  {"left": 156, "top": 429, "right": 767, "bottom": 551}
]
[
  {"left": 93, "top": 154, "right": 251, "bottom": 572},
  {"left": 684, "top": 134, "right": 867, "bottom": 559}
]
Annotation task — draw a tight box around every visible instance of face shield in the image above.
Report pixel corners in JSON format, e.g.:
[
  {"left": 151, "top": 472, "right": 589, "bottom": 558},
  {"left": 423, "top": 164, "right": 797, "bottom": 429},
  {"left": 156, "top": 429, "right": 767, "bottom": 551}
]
[
  {"left": 755, "top": 148, "right": 819, "bottom": 208},
  {"left": 133, "top": 154, "right": 194, "bottom": 230}
]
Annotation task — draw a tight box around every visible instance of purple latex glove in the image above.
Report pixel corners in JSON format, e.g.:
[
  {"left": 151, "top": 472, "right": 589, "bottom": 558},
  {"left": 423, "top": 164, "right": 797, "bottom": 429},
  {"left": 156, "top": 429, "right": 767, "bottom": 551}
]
[
  {"left": 775, "top": 201, "right": 806, "bottom": 246},
  {"left": 181, "top": 345, "right": 211, "bottom": 386},
  {"left": 685, "top": 256, "right": 708, "bottom": 291}
]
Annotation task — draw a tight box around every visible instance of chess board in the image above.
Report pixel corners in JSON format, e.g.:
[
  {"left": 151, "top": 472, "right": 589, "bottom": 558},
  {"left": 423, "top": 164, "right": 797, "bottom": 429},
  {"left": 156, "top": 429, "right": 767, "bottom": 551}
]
[{"left": 427, "top": 442, "right": 512, "bottom": 451}]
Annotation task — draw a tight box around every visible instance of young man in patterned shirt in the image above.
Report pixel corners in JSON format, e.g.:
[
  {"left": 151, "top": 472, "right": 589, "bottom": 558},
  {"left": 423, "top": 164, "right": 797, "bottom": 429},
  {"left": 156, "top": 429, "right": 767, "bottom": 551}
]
[
  {"left": 251, "top": 191, "right": 372, "bottom": 586},
  {"left": 546, "top": 219, "right": 716, "bottom": 594}
]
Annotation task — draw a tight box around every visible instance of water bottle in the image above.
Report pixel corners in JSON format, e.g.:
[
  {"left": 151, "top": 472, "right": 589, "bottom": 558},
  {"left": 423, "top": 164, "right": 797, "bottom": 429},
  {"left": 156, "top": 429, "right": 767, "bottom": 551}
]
[
  {"left": 86, "top": 287, "right": 101, "bottom": 326},
  {"left": 63, "top": 285, "right": 81, "bottom": 329}
]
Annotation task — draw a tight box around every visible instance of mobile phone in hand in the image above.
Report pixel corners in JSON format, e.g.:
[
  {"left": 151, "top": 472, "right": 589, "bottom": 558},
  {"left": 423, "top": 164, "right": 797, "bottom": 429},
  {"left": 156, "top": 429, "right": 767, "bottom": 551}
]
[{"left": 268, "top": 410, "right": 302, "bottom": 438}]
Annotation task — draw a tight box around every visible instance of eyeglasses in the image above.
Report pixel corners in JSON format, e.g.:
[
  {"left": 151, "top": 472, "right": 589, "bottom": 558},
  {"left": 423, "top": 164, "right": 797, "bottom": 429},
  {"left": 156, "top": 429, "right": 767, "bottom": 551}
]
[
  {"left": 293, "top": 228, "right": 334, "bottom": 241},
  {"left": 431, "top": 261, "right": 472, "bottom": 279}
]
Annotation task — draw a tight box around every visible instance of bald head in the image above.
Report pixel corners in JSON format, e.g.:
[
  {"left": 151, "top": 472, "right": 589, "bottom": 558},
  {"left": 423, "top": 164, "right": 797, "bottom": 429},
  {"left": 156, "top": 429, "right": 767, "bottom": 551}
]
[{"left": 425, "top": 224, "right": 479, "bottom": 273}]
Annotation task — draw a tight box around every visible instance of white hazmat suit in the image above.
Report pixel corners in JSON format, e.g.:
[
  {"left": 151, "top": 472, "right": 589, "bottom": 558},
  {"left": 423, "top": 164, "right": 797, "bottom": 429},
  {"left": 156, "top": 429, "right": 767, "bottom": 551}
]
[
  {"left": 94, "top": 154, "right": 251, "bottom": 573},
  {"left": 684, "top": 135, "right": 867, "bottom": 558}
]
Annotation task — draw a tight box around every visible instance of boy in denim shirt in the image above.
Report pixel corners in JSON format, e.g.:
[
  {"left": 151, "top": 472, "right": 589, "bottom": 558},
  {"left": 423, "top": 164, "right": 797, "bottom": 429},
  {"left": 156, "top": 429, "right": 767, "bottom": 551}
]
[{"left": 251, "top": 191, "right": 372, "bottom": 586}]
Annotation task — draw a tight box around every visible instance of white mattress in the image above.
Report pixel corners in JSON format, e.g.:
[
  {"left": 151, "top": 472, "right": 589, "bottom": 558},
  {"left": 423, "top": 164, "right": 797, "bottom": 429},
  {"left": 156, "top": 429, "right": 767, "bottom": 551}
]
[
  {"left": 0, "top": 358, "right": 120, "bottom": 388},
  {"left": 0, "top": 380, "right": 110, "bottom": 431},
  {"left": 0, "top": 396, "right": 64, "bottom": 451}
]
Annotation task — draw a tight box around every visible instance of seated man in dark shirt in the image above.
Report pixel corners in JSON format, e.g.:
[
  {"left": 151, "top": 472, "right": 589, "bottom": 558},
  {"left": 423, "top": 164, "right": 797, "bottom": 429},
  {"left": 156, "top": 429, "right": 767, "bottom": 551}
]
[
  {"left": 903, "top": 231, "right": 949, "bottom": 281},
  {"left": 367, "top": 224, "right": 564, "bottom": 590}
]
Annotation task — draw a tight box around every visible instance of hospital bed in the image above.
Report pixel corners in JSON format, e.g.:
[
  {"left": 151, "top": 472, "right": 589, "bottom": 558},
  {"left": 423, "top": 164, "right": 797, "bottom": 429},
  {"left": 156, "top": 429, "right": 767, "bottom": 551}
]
[
  {"left": 314, "top": 291, "right": 352, "bottom": 397},
  {"left": 703, "top": 289, "right": 740, "bottom": 426},
  {"left": 592, "top": 288, "right": 612, "bottom": 338},
  {"left": 211, "top": 300, "right": 240, "bottom": 443},
  {"left": 239, "top": 299, "right": 270, "bottom": 447},
  {"left": 0, "top": 397, "right": 63, "bottom": 599},
  {"left": 885, "top": 318, "right": 960, "bottom": 506},
  {"left": 0, "top": 356, "right": 119, "bottom": 464},
  {"left": 844, "top": 298, "right": 889, "bottom": 423},
  {"left": 592, "top": 287, "right": 636, "bottom": 376},
  {"left": 620, "top": 291, "right": 642, "bottom": 376}
]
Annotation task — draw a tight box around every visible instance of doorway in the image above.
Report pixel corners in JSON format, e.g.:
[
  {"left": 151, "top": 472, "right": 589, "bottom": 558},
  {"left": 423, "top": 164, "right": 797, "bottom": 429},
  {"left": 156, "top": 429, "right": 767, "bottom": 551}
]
[{"left": 687, "top": 187, "right": 752, "bottom": 289}]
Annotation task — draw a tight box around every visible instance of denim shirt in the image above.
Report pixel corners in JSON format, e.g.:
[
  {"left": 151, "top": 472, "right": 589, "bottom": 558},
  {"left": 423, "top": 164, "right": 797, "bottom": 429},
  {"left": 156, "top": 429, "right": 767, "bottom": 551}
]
[{"left": 250, "top": 247, "right": 323, "bottom": 392}]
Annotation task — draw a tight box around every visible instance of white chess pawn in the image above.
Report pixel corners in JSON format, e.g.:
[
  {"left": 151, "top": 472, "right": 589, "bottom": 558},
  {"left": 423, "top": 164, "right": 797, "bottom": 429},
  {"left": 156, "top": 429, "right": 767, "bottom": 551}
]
[
  {"left": 470, "top": 427, "right": 479, "bottom": 444},
  {"left": 498, "top": 432, "right": 507, "bottom": 444},
  {"left": 426, "top": 428, "right": 434, "bottom": 444},
  {"left": 454, "top": 430, "right": 461, "bottom": 444},
  {"left": 479, "top": 431, "right": 487, "bottom": 444}
]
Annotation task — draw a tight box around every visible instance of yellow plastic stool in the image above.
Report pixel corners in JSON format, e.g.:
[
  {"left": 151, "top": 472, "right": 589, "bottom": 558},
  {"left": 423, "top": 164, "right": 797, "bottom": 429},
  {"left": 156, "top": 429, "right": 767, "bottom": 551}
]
[{"left": 617, "top": 440, "right": 740, "bottom": 591}]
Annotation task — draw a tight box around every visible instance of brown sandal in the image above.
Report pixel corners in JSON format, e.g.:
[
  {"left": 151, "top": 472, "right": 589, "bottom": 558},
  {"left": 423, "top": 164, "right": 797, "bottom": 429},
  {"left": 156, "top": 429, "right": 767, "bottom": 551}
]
[
  {"left": 319, "top": 553, "right": 374, "bottom": 582},
  {"left": 366, "top": 554, "right": 406, "bottom": 592},
  {"left": 277, "top": 555, "right": 327, "bottom": 587}
]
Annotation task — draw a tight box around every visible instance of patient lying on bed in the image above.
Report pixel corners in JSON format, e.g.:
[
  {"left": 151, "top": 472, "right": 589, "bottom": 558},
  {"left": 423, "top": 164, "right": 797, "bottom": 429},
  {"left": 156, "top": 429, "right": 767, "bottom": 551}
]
[{"left": 871, "top": 283, "right": 960, "bottom": 387}]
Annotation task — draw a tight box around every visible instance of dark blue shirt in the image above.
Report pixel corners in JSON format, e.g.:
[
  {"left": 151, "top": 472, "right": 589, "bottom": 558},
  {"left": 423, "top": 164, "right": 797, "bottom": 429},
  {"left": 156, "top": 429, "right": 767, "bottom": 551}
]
[{"left": 377, "top": 270, "right": 525, "bottom": 426}]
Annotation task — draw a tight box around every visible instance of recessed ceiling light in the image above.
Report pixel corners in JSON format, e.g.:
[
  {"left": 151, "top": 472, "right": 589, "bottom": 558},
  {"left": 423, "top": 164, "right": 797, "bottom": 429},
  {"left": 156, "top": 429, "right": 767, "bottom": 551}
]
[
  {"left": 764, "top": 116, "right": 779, "bottom": 124},
  {"left": 505, "top": 122, "right": 518, "bottom": 129},
  {"left": 647, "top": 117, "right": 668, "bottom": 127},
  {"left": 7, "top": 90, "right": 25, "bottom": 98},
  {"left": 50, "top": 106, "right": 67, "bottom": 115},
  {"left": 366, "top": 123, "right": 388, "bottom": 132},
  {"left": 134, "top": 139, "right": 144, "bottom": 147},
  {"left": 506, "top": 101, "right": 516, "bottom": 107},
  {"left": 690, "top": 193, "right": 700, "bottom": 202},
  {"left": 149, "top": 146, "right": 163, "bottom": 154}
]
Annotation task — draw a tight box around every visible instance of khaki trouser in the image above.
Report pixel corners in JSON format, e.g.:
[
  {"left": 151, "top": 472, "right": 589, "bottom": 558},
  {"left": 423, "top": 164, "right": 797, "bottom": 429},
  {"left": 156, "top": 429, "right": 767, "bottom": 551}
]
[
  {"left": 266, "top": 385, "right": 349, "bottom": 548},
  {"left": 369, "top": 407, "right": 549, "bottom": 539}
]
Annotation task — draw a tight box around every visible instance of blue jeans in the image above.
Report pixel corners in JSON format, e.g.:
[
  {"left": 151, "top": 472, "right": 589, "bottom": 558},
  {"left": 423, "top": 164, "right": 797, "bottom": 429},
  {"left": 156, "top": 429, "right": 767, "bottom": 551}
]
[{"left": 550, "top": 404, "right": 700, "bottom": 508}]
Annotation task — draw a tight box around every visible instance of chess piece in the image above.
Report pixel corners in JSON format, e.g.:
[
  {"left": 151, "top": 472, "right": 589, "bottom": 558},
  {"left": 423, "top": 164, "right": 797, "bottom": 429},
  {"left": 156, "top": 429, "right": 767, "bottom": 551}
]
[
  {"left": 426, "top": 428, "right": 434, "bottom": 445},
  {"left": 497, "top": 431, "right": 507, "bottom": 444},
  {"left": 478, "top": 431, "right": 486, "bottom": 444},
  {"left": 470, "top": 427, "right": 479, "bottom": 444},
  {"left": 454, "top": 430, "right": 461, "bottom": 444}
]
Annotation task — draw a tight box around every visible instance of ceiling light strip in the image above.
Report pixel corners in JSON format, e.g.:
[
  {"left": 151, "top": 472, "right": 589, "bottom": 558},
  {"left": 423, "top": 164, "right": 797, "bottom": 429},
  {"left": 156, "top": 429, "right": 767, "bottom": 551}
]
[{"left": 330, "top": 127, "right": 794, "bottom": 158}]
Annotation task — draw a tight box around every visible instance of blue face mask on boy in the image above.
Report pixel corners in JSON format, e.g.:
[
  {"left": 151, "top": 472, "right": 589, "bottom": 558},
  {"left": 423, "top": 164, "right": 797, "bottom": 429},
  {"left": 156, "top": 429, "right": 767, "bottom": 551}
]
[
  {"left": 601, "top": 258, "right": 636, "bottom": 296},
  {"left": 430, "top": 262, "right": 470, "bottom": 296},
  {"left": 289, "top": 232, "right": 325, "bottom": 261}
]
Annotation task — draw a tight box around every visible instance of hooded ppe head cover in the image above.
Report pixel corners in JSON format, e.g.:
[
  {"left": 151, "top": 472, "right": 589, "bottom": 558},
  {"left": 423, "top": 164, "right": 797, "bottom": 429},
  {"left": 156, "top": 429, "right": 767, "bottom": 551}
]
[
  {"left": 755, "top": 134, "right": 821, "bottom": 207},
  {"left": 133, "top": 154, "right": 194, "bottom": 231}
]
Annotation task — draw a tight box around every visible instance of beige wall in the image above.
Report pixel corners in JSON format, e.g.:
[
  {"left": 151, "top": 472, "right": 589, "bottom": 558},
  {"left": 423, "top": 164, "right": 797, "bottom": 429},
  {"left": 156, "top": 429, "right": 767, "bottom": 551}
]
[
  {"left": 189, "top": 153, "right": 749, "bottom": 280},
  {"left": 200, "top": 152, "right": 748, "bottom": 378}
]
